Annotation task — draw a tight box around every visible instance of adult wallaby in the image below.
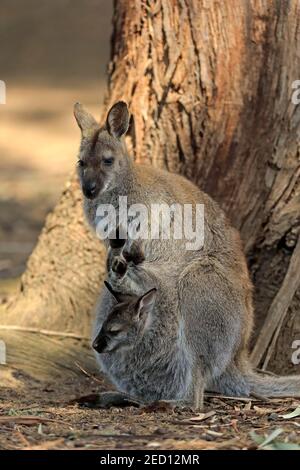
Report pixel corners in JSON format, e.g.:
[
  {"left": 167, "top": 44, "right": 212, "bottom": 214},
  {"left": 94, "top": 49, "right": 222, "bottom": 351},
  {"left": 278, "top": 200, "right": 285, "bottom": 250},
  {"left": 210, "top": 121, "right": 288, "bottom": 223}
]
[{"left": 75, "top": 101, "right": 300, "bottom": 401}]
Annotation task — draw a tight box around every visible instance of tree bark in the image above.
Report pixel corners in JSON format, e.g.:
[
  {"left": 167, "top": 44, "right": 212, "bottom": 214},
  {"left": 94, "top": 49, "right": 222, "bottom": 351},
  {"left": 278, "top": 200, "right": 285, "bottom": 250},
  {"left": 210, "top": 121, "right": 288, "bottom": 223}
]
[{"left": 1, "top": 0, "right": 300, "bottom": 378}]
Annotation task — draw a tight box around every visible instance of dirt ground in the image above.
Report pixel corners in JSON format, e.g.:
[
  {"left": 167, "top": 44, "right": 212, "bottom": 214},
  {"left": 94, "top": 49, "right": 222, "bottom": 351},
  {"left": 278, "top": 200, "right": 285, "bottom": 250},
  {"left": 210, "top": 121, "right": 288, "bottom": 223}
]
[{"left": 0, "top": 369, "right": 300, "bottom": 450}]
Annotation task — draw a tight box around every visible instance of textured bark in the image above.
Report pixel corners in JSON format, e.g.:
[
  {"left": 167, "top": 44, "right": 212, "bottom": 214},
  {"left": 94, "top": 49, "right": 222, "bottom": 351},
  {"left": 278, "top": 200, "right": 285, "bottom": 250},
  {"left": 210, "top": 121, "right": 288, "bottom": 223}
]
[
  {"left": 2, "top": 0, "right": 300, "bottom": 378},
  {"left": 4, "top": 178, "right": 106, "bottom": 335}
]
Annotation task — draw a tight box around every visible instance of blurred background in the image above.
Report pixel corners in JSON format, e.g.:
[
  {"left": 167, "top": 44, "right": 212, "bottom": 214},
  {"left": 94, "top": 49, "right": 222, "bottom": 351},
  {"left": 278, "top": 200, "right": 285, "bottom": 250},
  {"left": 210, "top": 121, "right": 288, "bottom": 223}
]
[{"left": 0, "top": 0, "right": 112, "bottom": 296}]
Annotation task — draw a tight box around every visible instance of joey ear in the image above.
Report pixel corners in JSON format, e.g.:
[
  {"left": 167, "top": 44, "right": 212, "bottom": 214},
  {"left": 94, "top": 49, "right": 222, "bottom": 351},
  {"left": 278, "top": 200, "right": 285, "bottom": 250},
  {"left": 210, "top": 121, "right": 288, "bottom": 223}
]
[
  {"left": 136, "top": 288, "right": 157, "bottom": 319},
  {"left": 104, "top": 281, "right": 124, "bottom": 303},
  {"left": 73, "top": 102, "right": 99, "bottom": 137},
  {"left": 106, "top": 101, "right": 129, "bottom": 138}
]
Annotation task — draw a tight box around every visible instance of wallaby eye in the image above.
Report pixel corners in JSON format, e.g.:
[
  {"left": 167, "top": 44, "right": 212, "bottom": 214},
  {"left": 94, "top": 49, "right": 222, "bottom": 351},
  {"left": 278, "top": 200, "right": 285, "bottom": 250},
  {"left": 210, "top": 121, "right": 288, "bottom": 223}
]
[
  {"left": 108, "top": 329, "right": 120, "bottom": 336},
  {"left": 77, "top": 159, "right": 86, "bottom": 168},
  {"left": 103, "top": 157, "right": 114, "bottom": 166}
]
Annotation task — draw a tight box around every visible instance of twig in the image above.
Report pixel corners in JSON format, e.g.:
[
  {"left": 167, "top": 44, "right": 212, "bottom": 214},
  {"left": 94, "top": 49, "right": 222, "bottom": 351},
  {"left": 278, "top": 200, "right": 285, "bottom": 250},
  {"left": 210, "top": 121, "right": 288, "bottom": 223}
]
[
  {"left": 205, "top": 393, "right": 259, "bottom": 402},
  {"left": 74, "top": 362, "right": 103, "bottom": 384},
  {"left": 262, "top": 313, "right": 285, "bottom": 370},
  {"left": 255, "top": 368, "right": 277, "bottom": 377},
  {"left": 14, "top": 429, "right": 31, "bottom": 447},
  {"left": 250, "top": 392, "right": 271, "bottom": 402},
  {"left": 0, "top": 325, "right": 89, "bottom": 341}
]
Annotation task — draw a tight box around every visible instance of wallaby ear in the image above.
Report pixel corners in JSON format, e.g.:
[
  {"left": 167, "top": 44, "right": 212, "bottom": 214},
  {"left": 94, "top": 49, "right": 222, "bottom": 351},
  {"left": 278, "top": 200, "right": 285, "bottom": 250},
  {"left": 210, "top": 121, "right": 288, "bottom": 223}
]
[
  {"left": 106, "top": 101, "right": 129, "bottom": 138},
  {"left": 73, "top": 102, "right": 98, "bottom": 137},
  {"left": 136, "top": 288, "right": 157, "bottom": 320},
  {"left": 104, "top": 281, "right": 124, "bottom": 303}
]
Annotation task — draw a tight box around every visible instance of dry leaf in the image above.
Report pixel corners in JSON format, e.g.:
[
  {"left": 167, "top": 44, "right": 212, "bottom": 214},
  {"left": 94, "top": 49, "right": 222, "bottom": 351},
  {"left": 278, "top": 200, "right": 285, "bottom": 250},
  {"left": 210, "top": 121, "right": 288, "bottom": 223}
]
[
  {"left": 189, "top": 410, "right": 216, "bottom": 422},
  {"left": 206, "top": 429, "right": 223, "bottom": 437},
  {"left": 280, "top": 407, "right": 300, "bottom": 420}
]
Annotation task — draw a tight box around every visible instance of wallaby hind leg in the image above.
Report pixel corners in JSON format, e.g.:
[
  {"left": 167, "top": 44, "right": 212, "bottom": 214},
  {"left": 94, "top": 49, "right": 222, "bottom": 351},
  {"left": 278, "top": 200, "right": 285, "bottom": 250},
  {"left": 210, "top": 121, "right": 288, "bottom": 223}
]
[
  {"left": 192, "top": 369, "right": 205, "bottom": 410},
  {"left": 179, "top": 262, "right": 244, "bottom": 385}
]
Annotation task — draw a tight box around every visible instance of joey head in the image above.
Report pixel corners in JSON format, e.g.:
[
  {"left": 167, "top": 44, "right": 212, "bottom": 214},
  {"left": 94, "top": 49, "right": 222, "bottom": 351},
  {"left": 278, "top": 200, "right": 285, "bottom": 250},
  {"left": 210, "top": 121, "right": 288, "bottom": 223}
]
[{"left": 93, "top": 283, "right": 157, "bottom": 354}]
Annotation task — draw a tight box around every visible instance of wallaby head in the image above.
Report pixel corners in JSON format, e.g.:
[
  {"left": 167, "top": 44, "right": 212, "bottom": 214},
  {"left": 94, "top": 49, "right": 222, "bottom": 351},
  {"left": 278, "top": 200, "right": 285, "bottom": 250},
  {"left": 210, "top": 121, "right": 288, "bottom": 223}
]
[
  {"left": 74, "top": 101, "right": 130, "bottom": 199},
  {"left": 92, "top": 282, "right": 157, "bottom": 354}
]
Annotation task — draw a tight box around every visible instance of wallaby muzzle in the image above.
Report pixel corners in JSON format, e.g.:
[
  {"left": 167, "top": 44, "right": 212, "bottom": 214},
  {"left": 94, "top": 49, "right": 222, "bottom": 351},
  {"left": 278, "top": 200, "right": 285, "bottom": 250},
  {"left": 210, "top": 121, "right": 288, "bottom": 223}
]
[
  {"left": 82, "top": 180, "right": 98, "bottom": 199},
  {"left": 92, "top": 334, "right": 108, "bottom": 353}
]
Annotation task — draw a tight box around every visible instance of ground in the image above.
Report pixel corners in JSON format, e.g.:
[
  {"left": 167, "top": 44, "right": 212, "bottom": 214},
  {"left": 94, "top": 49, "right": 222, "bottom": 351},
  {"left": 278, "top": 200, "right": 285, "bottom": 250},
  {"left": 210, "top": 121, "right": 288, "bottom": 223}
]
[{"left": 0, "top": 370, "right": 300, "bottom": 450}]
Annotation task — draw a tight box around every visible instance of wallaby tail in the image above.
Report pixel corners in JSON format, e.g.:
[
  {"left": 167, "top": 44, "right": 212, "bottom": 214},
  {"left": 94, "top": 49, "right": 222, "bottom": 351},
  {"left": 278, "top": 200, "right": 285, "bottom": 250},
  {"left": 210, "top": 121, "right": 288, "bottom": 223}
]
[
  {"left": 212, "top": 364, "right": 300, "bottom": 398},
  {"left": 246, "top": 371, "right": 300, "bottom": 398}
]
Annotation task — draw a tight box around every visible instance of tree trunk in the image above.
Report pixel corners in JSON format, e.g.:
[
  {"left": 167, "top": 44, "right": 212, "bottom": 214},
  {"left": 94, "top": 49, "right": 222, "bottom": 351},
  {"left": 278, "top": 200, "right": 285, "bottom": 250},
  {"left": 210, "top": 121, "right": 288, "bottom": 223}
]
[{"left": 1, "top": 0, "right": 300, "bottom": 379}]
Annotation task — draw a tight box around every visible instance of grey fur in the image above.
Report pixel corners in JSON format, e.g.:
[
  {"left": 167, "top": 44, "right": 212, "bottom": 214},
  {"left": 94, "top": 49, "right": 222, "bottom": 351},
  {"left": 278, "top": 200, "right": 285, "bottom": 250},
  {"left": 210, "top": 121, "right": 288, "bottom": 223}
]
[
  {"left": 74, "top": 101, "right": 300, "bottom": 406},
  {"left": 93, "top": 262, "right": 194, "bottom": 405}
]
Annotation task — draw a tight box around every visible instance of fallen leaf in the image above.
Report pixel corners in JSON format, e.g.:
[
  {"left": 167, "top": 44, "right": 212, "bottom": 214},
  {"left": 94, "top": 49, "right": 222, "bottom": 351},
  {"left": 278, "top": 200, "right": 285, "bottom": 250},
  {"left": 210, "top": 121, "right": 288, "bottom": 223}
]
[
  {"left": 272, "top": 442, "right": 300, "bottom": 450},
  {"left": 280, "top": 407, "right": 300, "bottom": 419},
  {"left": 206, "top": 429, "right": 223, "bottom": 437},
  {"left": 253, "top": 406, "right": 277, "bottom": 415},
  {"left": 148, "top": 437, "right": 240, "bottom": 450},
  {"left": 250, "top": 428, "right": 283, "bottom": 449},
  {"left": 189, "top": 410, "right": 216, "bottom": 421},
  {"left": 265, "top": 428, "right": 284, "bottom": 445}
]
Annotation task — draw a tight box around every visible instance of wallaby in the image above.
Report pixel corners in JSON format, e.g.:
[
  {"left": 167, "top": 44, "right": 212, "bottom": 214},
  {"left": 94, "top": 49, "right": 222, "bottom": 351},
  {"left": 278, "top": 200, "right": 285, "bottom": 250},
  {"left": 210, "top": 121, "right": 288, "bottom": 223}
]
[
  {"left": 93, "top": 240, "right": 203, "bottom": 409},
  {"left": 75, "top": 101, "right": 300, "bottom": 401}
]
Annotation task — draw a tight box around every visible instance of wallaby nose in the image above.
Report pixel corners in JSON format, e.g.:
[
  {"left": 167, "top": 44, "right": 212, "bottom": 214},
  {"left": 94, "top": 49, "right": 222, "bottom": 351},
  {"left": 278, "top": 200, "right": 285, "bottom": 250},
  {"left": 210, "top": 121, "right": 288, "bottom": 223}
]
[
  {"left": 83, "top": 181, "right": 97, "bottom": 199},
  {"left": 92, "top": 335, "right": 107, "bottom": 353}
]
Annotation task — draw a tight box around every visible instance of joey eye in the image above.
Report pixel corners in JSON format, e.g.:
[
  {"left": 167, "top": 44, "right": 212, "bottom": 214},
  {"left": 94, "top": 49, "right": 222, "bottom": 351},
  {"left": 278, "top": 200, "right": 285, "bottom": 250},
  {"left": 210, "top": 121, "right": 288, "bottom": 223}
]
[
  {"left": 103, "top": 157, "right": 114, "bottom": 166},
  {"left": 108, "top": 324, "right": 122, "bottom": 335},
  {"left": 108, "top": 329, "right": 121, "bottom": 336}
]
